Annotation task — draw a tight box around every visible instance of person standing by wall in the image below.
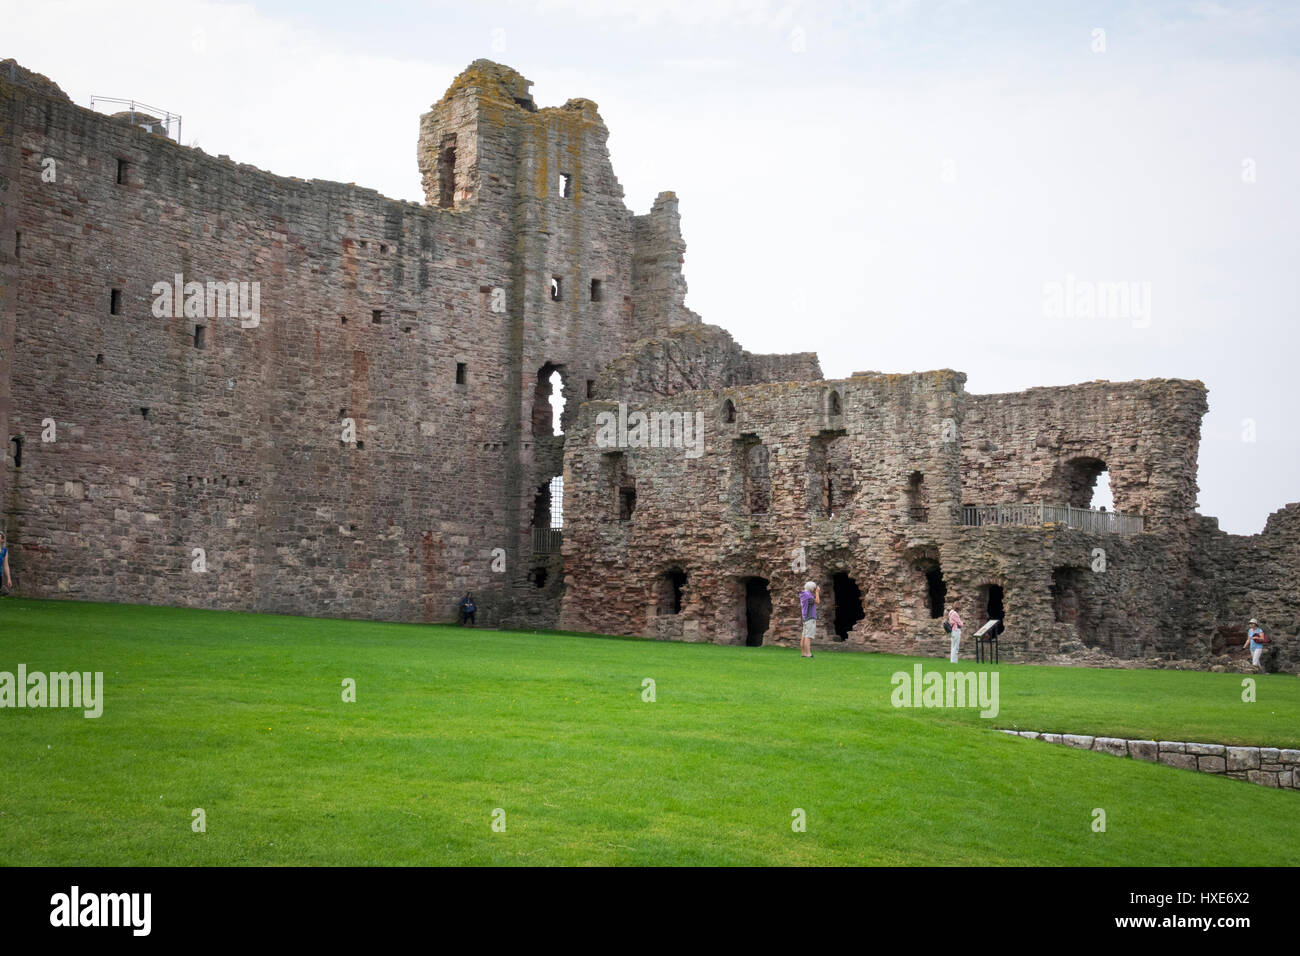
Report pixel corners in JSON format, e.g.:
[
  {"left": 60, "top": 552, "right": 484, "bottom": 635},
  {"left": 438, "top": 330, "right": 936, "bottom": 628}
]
[
  {"left": 459, "top": 592, "right": 477, "bottom": 627},
  {"left": 799, "top": 581, "right": 819, "bottom": 659},
  {"left": 1243, "top": 617, "right": 1267, "bottom": 670},
  {"left": 0, "top": 532, "right": 11, "bottom": 594},
  {"left": 946, "top": 605, "right": 963, "bottom": 663}
]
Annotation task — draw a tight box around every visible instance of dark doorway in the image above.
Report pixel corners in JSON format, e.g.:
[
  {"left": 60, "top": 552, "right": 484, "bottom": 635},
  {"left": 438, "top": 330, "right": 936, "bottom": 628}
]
[
  {"left": 658, "top": 569, "right": 687, "bottom": 615},
  {"left": 982, "top": 584, "right": 1005, "bottom": 635},
  {"left": 925, "top": 568, "right": 946, "bottom": 618},
  {"left": 744, "top": 577, "right": 771, "bottom": 646},
  {"left": 831, "top": 572, "right": 865, "bottom": 640}
]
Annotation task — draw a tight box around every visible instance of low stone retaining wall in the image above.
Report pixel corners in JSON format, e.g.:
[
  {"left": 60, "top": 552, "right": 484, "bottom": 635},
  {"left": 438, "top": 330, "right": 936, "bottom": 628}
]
[{"left": 999, "top": 730, "right": 1300, "bottom": 790}]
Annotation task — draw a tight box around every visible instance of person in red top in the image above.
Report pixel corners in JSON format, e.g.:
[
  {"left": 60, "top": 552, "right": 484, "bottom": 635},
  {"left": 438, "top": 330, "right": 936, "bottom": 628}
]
[{"left": 946, "top": 606, "right": 963, "bottom": 663}]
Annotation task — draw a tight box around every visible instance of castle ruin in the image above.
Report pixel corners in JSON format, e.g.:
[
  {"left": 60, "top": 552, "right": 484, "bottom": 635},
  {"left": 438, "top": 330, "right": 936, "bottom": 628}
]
[{"left": 1, "top": 59, "right": 1295, "bottom": 671}]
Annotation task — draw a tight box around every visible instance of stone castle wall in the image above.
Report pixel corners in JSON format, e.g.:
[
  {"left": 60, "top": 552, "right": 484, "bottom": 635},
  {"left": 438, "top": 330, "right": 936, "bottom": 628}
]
[
  {"left": 2, "top": 57, "right": 1293, "bottom": 668},
  {"left": 558, "top": 369, "right": 1297, "bottom": 671},
  {"left": 0, "top": 59, "right": 727, "bottom": 625}
]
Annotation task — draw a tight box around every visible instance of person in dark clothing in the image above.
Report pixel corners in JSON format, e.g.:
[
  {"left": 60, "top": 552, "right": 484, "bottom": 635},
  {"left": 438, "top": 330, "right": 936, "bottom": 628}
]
[{"left": 459, "top": 592, "right": 477, "bottom": 626}]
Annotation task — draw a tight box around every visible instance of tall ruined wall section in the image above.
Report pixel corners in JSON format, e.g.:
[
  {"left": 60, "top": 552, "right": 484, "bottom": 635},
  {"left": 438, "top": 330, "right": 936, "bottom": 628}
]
[
  {"left": 959, "top": 380, "right": 1207, "bottom": 529},
  {"left": 0, "top": 59, "right": 693, "bottom": 626},
  {"left": 630, "top": 192, "right": 699, "bottom": 333},
  {"left": 1188, "top": 505, "right": 1300, "bottom": 672},
  {"left": 415, "top": 60, "right": 673, "bottom": 627}
]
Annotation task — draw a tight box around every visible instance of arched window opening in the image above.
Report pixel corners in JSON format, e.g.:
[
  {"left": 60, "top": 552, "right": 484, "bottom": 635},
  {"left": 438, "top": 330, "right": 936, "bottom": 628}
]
[{"left": 1060, "top": 456, "right": 1108, "bottom": 509}]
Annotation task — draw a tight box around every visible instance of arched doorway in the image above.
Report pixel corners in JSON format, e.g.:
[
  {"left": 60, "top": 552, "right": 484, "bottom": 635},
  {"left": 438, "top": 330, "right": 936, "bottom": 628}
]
[{"left": 743, "top": 577, "right": 771, "bottom": 646}]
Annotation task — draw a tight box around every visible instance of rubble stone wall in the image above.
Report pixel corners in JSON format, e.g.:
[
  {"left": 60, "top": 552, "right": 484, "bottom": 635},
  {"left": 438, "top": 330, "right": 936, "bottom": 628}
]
[{"left": 560, "top": 369, "right": 1297, "bottom": 671}]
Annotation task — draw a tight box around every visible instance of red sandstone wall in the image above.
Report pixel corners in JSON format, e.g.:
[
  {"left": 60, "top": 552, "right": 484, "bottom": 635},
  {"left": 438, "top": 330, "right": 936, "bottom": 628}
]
[{"left": 0, "top": 60, "right": 698, "bottom": 625}]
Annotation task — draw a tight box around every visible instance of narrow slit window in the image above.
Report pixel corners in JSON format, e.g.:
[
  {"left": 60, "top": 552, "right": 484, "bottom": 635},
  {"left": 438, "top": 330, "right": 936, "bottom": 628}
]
[
  {"left": 193, "top": 325, "right": 206, "bottom": 350},
  {"left": 559, "top": 173, "right": 571, "bottom": 198},
  {"left": 590, "top": 278, "right": 603, "bottom": 302},
  {"left": 586, "top": 379, "right": 595, "bottom": 399},
  {"left": 13, "top": 231, "right": 20, "bottom": 259},
  {"left": 438, "top": 135, "right": 457, "bottom": 209},
  {"left": 116, "top": 159, "right": 128, "bottom": 185},
  {"left": 110, "top": 289, "right": 122, "bottom": 315},
  {"left": 456, "top": 362, "right": 467, "bottom": 385},
  {"left": 11, "top": 436, "right": 22, "bottom": 468},
  {"left": 372, "top": 309, "right": 383, "bottom": 325},
  {"left": 550, "top": 277, "right": 562, "bottom": 301}
]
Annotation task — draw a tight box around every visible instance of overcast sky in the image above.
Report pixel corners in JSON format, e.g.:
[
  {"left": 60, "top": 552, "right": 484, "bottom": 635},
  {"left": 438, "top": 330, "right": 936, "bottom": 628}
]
[{"left": 4, "top": 0, "right": 1296, "bottom": 534}]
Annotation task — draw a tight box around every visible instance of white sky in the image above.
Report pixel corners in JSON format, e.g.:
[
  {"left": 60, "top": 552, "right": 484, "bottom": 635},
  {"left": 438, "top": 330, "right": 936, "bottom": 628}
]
[{"left": 3, "top": 0, "right": 1295, "bottom": 534}]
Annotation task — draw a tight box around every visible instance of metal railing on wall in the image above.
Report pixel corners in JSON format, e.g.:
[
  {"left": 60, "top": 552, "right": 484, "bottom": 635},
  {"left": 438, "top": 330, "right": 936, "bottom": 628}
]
[
  {"left": 960, "top": 502, "right": 1143, "bottom": 534},
  {"left": 89, "top": 96, "right": 182, "bottom": 142}
]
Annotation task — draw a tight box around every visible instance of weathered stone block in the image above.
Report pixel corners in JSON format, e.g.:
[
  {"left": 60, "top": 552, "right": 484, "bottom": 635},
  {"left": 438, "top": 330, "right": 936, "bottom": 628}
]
[
  {"left": 1280, "top": 750, "right": 1300, "bottom": 765},
  {"left": 1128, "top": 740, "right": 1158, "bottom": 762},
  {"left": 1158, "top": 741, "right": 1186, "bottom": 754},
  {"left": 1227, "top": 747, "right": 1260, "bottom": 771},
  {"left": 1041, "top": 733, "right": 1063, "bottom": 744},
  {"left": 1279, "top": 771, "right": 1294, "bottom": 788},
  {"left": 1247, "top": 770, "right": 1280, "bottom": 788},
  {"left": 1196, "top": 756, "right": 1226, "bottom": 773},
  {"left": 1185, "top": 742, "right": 1225, "bottom": 757},
  {"left": 1062, "top": 734, "right": 1094, "bottom": 750},
  {"left": 1092, "top": 737, "right": 1128, "bottom": 757},
  {"left": 1260, "top": 748, "right": 1281, "bottom": 762},
  {"left": 1159, "top": 753, "right": 1198, "bottom": 770}
]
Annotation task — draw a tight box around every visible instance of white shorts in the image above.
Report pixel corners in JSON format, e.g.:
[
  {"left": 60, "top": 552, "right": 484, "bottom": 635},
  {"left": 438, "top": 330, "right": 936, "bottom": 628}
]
[{"left": 802, "top": 618, "right": 816, "bottom": 640}]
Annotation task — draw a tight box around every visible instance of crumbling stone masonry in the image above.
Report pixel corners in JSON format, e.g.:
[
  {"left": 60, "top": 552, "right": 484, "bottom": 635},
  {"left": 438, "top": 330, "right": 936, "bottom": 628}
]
[
  {"left": 560, "top": 336, "right": 1298, "bottom": 672},
  {"left": 1, "top": 58, "right": 1295, "bottom": 669}
]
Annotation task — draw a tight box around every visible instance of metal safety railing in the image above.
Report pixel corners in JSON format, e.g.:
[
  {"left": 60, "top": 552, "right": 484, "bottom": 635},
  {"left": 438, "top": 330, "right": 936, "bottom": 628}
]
[
  {"left": 89, "top": 96, "right": 182, "bottom": 142},
  {"left": 961, "top": 502, "right": 1143, "bottom": 534}
]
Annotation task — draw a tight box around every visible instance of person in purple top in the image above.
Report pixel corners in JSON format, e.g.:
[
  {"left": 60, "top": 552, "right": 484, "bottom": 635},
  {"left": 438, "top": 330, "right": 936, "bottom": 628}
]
[{"left": 799, "top": 581, "right": 819, "bottom": 659}]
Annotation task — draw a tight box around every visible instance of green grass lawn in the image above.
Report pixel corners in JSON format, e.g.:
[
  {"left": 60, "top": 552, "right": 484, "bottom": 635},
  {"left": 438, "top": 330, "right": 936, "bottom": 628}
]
[{"left": 0, "top": 597, "right": 1296, "bottom": 866}]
